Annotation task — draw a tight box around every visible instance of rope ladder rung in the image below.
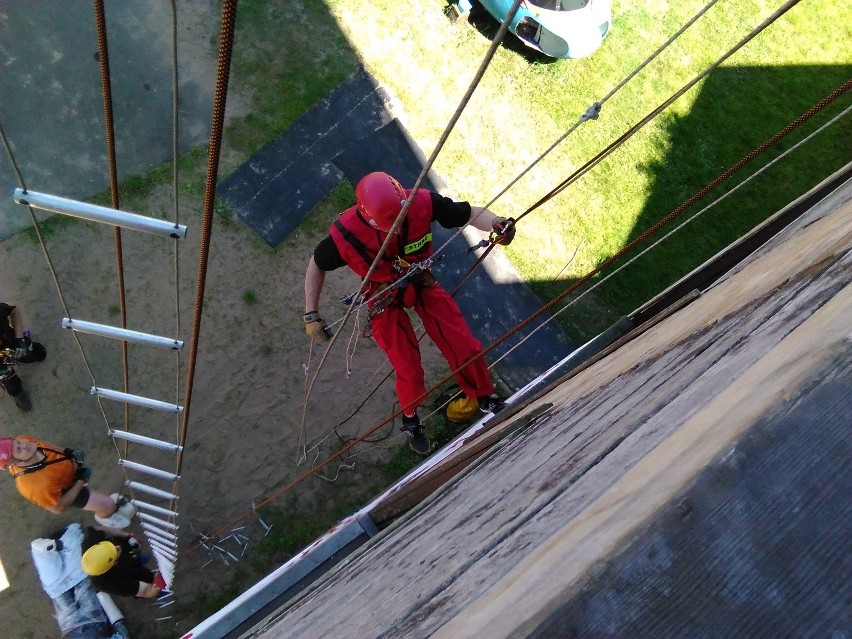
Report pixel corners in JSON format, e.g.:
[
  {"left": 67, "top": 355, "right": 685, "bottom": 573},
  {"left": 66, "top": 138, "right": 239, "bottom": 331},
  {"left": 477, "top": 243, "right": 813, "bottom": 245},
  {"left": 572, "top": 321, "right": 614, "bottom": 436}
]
[
  {"left": 13, "top": 188, "right": 188, "bottom": 239},
  {"left": 62, "top": 318, "right": 184, "bottom": 350}
]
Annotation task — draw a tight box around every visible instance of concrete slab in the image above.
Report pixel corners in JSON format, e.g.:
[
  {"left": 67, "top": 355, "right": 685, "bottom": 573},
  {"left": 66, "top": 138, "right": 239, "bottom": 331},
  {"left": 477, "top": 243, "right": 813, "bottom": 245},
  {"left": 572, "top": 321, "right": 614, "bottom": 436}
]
[
  {"left": 0, "top": 1, "right": 214, "bottom": 239},
  {"left": 217, "top": 67, "right": 390, "bottom": 247}
]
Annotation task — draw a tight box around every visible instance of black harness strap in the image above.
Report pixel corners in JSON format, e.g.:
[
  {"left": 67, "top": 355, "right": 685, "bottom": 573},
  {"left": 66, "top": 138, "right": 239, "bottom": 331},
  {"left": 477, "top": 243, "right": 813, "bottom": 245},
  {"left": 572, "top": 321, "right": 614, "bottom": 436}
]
[
  {"left": 9, "top": 448, "right": 73, "bottom": 478},
  {"left": 333, "top": 218, "right": 396, "bottom": 269}
]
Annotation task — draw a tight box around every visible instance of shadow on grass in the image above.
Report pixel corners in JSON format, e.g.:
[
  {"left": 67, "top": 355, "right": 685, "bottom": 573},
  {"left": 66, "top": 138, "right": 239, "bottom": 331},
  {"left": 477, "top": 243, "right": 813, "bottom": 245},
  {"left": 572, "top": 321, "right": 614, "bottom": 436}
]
[{"left": 529, "top": 63, "right": 852, "bottom": 343}]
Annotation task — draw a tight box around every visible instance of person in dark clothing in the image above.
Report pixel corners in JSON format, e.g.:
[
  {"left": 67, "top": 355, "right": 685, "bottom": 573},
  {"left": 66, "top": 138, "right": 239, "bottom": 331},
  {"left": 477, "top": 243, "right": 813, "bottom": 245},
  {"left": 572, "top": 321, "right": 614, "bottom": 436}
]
[
  {"left": 81, "top": 526, "right": 166, "bottom": 599},
  {"left": 0, "top": 301, "right": 46, "bottom": 412}
]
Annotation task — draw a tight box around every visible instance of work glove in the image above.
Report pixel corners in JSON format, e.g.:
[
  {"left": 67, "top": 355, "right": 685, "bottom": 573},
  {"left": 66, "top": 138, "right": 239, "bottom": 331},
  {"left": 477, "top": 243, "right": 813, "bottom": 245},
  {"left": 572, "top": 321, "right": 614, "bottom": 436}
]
[
  {"left": 491, "top": 216, "right": 516, "bottom": 246},
  {"left": 127, "top": 534, "right": 142, "bottom": 557},
  {"left": 74, "top": 465, "right": 92, "bottom": 482},
  {"left": 152, "top": 571, "right": 168, "bottom": 590},
  {"left": 303, "top": 311, "right": 332, "bottom": 342},
  {"left": 13, "top": 337, "right": 31, "bottom": 359},
  {"left": 63, "top": 448, "right": 86, "bottom": 465}
]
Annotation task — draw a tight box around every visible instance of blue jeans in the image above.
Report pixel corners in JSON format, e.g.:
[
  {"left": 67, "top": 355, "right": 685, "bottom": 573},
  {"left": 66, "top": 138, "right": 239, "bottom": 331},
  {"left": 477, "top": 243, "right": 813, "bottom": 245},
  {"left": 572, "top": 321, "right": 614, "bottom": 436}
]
[{"left": 52, "top": 578, "right": 129, "bottom": 639}]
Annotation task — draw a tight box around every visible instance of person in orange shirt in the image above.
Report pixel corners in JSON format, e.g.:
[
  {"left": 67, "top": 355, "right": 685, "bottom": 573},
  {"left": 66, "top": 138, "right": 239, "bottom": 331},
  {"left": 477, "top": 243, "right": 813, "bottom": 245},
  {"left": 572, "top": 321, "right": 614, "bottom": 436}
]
[{"left": 0, "top": 435, "right": 135, "bottom": 528}]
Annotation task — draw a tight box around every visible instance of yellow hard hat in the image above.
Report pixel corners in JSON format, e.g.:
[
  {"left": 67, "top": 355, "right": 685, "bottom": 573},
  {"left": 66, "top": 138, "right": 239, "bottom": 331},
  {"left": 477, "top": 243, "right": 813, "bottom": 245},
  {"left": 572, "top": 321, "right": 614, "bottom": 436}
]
[
  {"left": 446, "top": 396, "right": 479, "bottom": 423},
  {"left": 81, "top": 541, "right": 118, "bottom": 576}
]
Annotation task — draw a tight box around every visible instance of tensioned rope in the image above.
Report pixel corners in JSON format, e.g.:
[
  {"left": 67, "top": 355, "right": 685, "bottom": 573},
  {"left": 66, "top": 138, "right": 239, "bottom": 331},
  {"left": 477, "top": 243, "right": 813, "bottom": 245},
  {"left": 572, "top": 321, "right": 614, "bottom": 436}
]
[
  {"left": 473, "top": 102, "right": 852, "bottom": 391},
  {"left": 169, "top": 0, "right": 184, "bottom": 482},
  {"left": 452, "top": 0, "right": 805, "bottom": 297},
  {"left": 184, "top": 79, "right": 851, "bottom": 554},
  {"left": 175, "top": 0, "right": 238, "bottom": 477},
  {"left": 93, "top": 0, "right": 131, "bottom": 441},
  {"left": 297, "top": 0, "right": 790, "bottom": 459},
  {"left": 434, "top": 0, "right": 723, "bottom": 260}
]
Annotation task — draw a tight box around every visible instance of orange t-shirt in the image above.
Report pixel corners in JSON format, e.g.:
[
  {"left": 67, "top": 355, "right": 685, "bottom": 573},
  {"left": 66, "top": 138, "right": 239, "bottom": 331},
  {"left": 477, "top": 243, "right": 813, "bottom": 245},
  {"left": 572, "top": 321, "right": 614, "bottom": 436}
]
[{"left": 9, "top": 435, "right": 76, "bottom": 509}]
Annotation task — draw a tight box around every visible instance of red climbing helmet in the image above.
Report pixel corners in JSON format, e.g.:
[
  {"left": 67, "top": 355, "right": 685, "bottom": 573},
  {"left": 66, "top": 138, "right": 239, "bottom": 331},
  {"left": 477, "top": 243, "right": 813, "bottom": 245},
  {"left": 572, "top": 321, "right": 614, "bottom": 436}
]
[
  {"left": 0, "top": 437, "right": 13, "bottom": 469},
  {"left": 355, "top": 172, "right": 407, "bottom": 232}
]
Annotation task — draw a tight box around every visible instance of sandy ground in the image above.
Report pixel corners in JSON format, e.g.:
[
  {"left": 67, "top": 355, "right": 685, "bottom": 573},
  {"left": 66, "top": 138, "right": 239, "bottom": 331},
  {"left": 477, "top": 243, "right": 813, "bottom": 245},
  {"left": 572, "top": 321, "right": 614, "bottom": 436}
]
[
  {"left": 0, "top": 160, "right": 454, "bottom": 639},
  {"left": 0, "top": 4, "right": 453, "bottom": 638}
]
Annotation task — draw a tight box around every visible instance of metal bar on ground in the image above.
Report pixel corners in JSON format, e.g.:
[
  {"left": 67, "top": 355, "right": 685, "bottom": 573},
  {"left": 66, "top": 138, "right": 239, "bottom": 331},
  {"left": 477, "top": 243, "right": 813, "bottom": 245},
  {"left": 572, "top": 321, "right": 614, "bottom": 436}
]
[
  {"left": 93, "top": 387, "right": 183, "bottom": 413},
  {"left": 62, "top": 318, "right": 184, "bottom": 350},
  {"left": 13, "top": 188, "right": 188, "bottom": 239}
]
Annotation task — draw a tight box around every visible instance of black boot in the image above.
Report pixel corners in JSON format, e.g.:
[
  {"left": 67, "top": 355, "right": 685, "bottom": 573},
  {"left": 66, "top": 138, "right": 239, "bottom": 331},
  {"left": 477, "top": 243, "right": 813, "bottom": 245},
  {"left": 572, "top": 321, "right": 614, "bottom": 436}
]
[
  {"left": 478, "top": 394, "right": 505, "bottom": 415},
  {"left": 14, "top": 389, "right": 32, "bottom": 412},
  {"left": 401, "top": 412, "right": 430, "bottom": 456}
]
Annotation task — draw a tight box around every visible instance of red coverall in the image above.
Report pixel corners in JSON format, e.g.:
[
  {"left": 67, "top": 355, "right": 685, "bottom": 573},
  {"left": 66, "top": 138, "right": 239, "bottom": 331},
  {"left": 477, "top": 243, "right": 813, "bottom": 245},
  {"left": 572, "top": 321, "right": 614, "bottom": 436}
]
[{"left": 328, "top": 189, "right": 494, "bottom": 414}]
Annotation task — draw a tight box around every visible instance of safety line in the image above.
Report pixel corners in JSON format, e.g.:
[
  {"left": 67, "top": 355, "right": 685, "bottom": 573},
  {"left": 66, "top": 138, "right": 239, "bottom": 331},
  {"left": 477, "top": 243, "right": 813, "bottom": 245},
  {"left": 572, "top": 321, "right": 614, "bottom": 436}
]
[
  {"left": 187, "top": 79, "right": 850, "bottom": 552},
  {"left": 175, "top": 0, "right": 238, "bottom": 477},
  {"left": 442, "top": 0, "right": 722, "bottom": 251},
  {"left": 451, "top": 0, "right": 803, "bottom": 296},
  {"left": 310, "top": 0, "right": 738, "bottom": 392},
  {"left": 489, "top": 102, "right": 852, "bottom": 377},
  {"left": 169, "top": 0, "right": 185, "bottom": 470},
  {"left": 93, "top": 0, "right": 132, "bottom": 440}
]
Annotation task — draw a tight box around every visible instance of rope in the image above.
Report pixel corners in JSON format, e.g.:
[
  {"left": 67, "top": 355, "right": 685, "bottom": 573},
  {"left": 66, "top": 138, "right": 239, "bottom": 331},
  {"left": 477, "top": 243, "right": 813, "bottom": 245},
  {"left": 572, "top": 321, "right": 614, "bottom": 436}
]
[
  {"left": 0, "top": 127, "right": 127, "bottom": 485},
  {"left": 186, "top": 77, "right": 852, "bottom": 553},
  {"left": 487, "top": 99, "right": 852, "bottom": 377},
  {"left": 448, "top": 0, "right": 804, "bottom": 297},
  {"left": 452, "top": 78, "right": 852, "bottom": 388},
  {"left": 169, "top": 0, "right": 184, "bottom": 456},
  {"left": 477, "top": 0, "right": 722, "bottom": 214},
  {"left": 93, "top": 0, "right": 132, "bottom": 441},
  {"left": 175, "top": 0, "right": 238, "bottom": 483},
  {"left": 305, "top": 0, "right": 728, "bottom": 415}
]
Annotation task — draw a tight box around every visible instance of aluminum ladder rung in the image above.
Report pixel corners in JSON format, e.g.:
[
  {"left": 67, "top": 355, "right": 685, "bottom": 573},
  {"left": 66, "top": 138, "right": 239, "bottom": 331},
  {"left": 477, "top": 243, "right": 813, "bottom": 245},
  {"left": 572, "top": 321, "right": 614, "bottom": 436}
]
[
  {"left": 141, "top": 523, "right": 178, "bottom": 542},
  {"left": 150, "top": 544, "right": 178, "bottom": 562},
  {"left": 119, "top": 459, "right": 179, "bottom": 482},
  {"left": 125, "top": 480, "right": 178, "bottom": 501},
  {"left": 133, "top": 500, "right": 178, "bottom": 518},
  {"left": 109, "top": 430, "right": 182, "bottom": 453},
  {"left": 13, "top": 188, "right": 187, "bottom": 239},
  {"left": 93, "top": 387, "right": 183, "bottom": 413},
  {"left": 62, "top": 318, "right": 184, "bottom": 350},
  {"left": 149, "top": 540, "right": 178, "bottom": 557},
  {"left": 144, "top": 527, "right": 178, "bottom": 546},
  {"left": 138, "top": 512, "right": 178, "bottom": 531}
]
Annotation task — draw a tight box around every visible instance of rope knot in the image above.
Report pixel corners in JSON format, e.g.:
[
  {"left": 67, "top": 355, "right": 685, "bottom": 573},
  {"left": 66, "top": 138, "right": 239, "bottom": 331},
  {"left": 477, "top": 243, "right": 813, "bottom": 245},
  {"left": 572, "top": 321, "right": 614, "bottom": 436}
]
[{"left": 581, "top": 102, "right": 602, "bottom": 122}]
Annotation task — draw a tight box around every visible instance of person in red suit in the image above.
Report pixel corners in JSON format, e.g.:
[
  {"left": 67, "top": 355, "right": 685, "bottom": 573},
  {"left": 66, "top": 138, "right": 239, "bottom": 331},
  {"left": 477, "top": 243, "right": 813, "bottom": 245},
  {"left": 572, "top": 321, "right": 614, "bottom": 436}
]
[{"left": 304, "top": 172, "right": 514, "bottom": 454}]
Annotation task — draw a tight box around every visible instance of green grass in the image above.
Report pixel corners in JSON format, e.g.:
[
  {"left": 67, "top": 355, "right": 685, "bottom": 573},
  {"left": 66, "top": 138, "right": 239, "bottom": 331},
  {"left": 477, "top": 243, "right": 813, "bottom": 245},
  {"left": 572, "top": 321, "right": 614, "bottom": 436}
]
[
  {"left": 52, "top": 2, "right": 848, "bottom": 631},
  {"left": 318, "top": 0, "right": 850, "bottom": 343}
]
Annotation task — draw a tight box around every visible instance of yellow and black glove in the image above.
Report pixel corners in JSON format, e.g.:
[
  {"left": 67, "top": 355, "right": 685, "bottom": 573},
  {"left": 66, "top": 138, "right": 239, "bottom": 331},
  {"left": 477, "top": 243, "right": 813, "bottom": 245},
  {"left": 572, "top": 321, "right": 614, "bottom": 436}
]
[
  {"left": 303, "top": 311, "right": 331, "bottom": 341},
  {"left": 491, "top": 216, "right": 516, "bottom": 246}
]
